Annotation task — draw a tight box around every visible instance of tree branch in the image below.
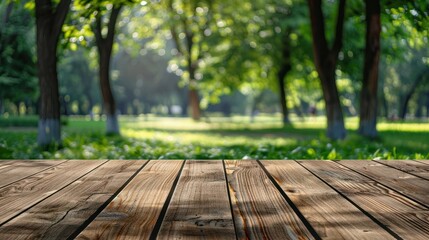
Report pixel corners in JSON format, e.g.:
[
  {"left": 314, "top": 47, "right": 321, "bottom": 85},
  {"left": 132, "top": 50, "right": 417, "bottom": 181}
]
[
  {"left": 332, "top": 0, "right": 346, "bottom": 56},
  {"left": 93, "top": 11, "right": 103, "bottom": 48},
  {"left": 307, "top": 0, "right": 329, "bottom": 68},
  {"left": 106, "top": 5, "right": 122, "bottom": 47},
  {"left": 168, "top": 0, "right": 187, "bottom": 56},
  {"left": 52, "top": 0, "right": 72, "bottom": 43},
  {"left": 170, "top": 26, "right": 186, "bottom": 55},
  {"left": 196, "top": 2, "right": 213, "bottom": 61}
]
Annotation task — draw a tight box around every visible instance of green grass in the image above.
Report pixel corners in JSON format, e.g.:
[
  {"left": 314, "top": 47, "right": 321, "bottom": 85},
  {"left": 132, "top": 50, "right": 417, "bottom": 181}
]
[{"left": 0, "top": 115, "right": 428, "bottom": 159}]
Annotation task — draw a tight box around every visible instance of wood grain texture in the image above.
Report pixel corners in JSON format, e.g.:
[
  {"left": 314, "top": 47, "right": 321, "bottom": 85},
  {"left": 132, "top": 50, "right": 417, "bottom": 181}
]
[
  {"left": 158, "top": 160, "right": 235, "bottom": 240},
  {"left": 0, "top": 160, "right": 105, "bottom": 225},
  {"left": 415, "top": 160, "right": 429, "bottom": 165},
  {"left": 225, "top": 160, "right": 314, "bottom": 240},
  {"left": 0, "top": 160, "right": 145, "bottom": 239},
  {"left": 413, "top": 159, "right": 429, "bottom": 164},
  {"left": 0, "top": 161, "right": 14, "bottom": 171},
  {"left": 262, "top": 160, "right": 393, "bottom": 239},
  {"left": 299, "top": 160, "right": 429, "bottom": 240},
  {"left": 77, "top": 160, "right": 183, "bottom": 240},
  {"left": 375, "top": 160, "right": 429, "bottom": 180},
  {"left": 338, "top": 160, "right": 429, "bottom": 207},
  {"left": 0, "top": 160, "right": 67, "bottom": 188}
]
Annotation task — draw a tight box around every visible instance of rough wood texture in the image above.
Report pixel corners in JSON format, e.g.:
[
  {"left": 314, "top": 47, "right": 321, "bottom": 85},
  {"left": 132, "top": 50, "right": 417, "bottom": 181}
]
[
  {"left": 158, "top": 160, "right": 235, "bottom": 239},
  {"left": 0, "top": 160, "right": 428, "bottom": 239},
  {"left": 299, "top": 160, "right": 429, "bottom": 239},
  {"left": 375, "top": 160, "right": 429, "bottom": 180},
  {"left": 416, "top": 160, "right": 429, "bottom": 165},
  {"left": 0, "top": 160, "right": 145, "bottom": 239},
  {"left": 225, "top": 160, "right": 314, "bottom": 240},
  {"left": 338, "top": 160, "right": 429, "bottom": 206},
  {"left": 0, "top": 160, "right": 105, "bottom": 225},
  {"left": 0, "top": 160, "right": 67, "bottom": 188},
  {"left": 77, "top": 160, "right": 183, "bottom": 240},
  {"left": 262, "top": 160, "right": 392, "bottom": 239}
]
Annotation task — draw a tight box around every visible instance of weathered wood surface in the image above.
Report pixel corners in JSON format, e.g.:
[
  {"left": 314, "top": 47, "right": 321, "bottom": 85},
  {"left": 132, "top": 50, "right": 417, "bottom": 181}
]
[
  {"left": 225, "top": 160, "right": 315, "bottom": 240},
  {"left": 77, "top": 160, "right": 181, "bottom": 240},
  {"left": 0, "top": 160, "right": 428, "bottom": 239},
  {"left": 158, "top": 160, "right": 235, "bottom": 239},
  {"left": 299, "top": 160, "right": 429, "bottom": 240},
  {"left": 374, "top": 160, "right": 429, "bottom": 180},
  {"left": 0, "top": 160, "right": 66, "bottom": 188},
  {"left": 0, "top": 160, "right": 145, "bottom": 239},
  {"left": 416, "top": 160, "right": 429, "bottom": 165},
  {"left": 262, "top": 160, "right": 393, "bottom": 239},
  {"left": 339, "top": 160, "right": 429, "bottom": 207},
  {"left": 0, "top": 160, "right": 105, "bottom": 225}
]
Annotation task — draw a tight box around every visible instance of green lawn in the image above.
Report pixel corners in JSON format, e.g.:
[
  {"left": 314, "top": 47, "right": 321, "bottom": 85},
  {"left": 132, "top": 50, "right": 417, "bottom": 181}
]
[{"left": 0, "top": 115, "right": 428, "bottom": 159}]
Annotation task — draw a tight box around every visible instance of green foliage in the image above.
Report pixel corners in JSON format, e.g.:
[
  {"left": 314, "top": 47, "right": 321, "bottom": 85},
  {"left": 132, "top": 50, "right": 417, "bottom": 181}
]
[
  {"left": 1, "top": 116, "right": 428, "bottom": 160},
  {"left": 0, "top": 3, "right": 38, "bottom": 104},
  {"left": 0, "top": 116, "right": 38, "bottom": 127}
]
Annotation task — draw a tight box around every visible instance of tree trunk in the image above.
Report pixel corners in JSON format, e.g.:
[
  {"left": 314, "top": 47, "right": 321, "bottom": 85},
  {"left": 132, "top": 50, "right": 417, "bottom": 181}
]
[
  {"left": 399, "top": 69, "right": 429, "bottom": 119},
  {"left": 94, "top": 6, "right": 122, "bottom": 135},
  {"left": 415, "top": 93, "right": 424, "bottom": 118},
  {"left": 188, "top": 59, "right": 201, "bottom": 120},
  {"left": 278, "top": 31, "right": 292, "bottom": 125},
  {"left": 36, "top": 36, "right": 61, "bottom": 146},
  {"left": 181, "top": 88, "right": 188, "bottom": 117},
  {"left": 98, "top": 47, "right": 119, "bottom": 134},
  {"left": 380, "top": 91, "right": 389, "bottom": 118},
  {"left": 35, "top": 0, "right": 71, "bottom": 146},
  {"left": 307, "top": 0, "right": 346, "bottom": 140},
  {"left": 319, "top": 67, "right": 346, "bottom": 139},
  {"left": 278, "top": 68, "right": 290, "bottom": 124},
  {"left": 358, "top": 0, "right": 381, "bottom": 138},
  {"left": 189, "top": 86, "right": 201, "bottom": 121}
]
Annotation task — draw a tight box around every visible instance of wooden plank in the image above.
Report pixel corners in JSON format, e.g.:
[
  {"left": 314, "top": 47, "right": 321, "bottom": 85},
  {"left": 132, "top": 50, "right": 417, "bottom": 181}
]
[
  {"left": 375, "top": 160, "right": 429, "bottom": 180},
  {"left": 261, "top": 160, "right": 393, "bottom": 239},
  {"left": 415, "top": 160, "right": 429, "bottom": 165},
  {"left": 299, "top": 160, "right": 429, "bottom": 239},
  {"left": 225, "top": 160, "right": 314, "bottom": 240},
  {"left": 0, "top": 161, "right": 13, "bottom": 170},
  {"left": 339, "top": 160, "right": 429, "bottom": 207},
  {"left": 0, "top": 160, "right": 67, "bottom": 188},
  {"left": 0, "top": 160, "right": 145, "bottom": 239},
  {"left": 77, "top": 160, "right": 183, "bottom": 240},
  {"left": 0, "top": 160, "right": 105, "bottom": 225},
  {"left": 157, "top": 160, "right": 235, "bottom": 239}
]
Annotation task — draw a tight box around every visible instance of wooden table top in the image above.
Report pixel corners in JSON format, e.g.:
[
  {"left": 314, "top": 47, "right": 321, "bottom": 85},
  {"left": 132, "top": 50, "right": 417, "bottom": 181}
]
[{"left": 0, "top": 159, "right": 428, "bottom": 239}]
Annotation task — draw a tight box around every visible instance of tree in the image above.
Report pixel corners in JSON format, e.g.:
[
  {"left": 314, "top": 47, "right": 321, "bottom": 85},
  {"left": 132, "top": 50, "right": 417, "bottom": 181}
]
[
  {"left": 93, "top": 4, "right": 123, "bottom": 134},
  {"left": 35, "top": 0, "right": 71, "bottom": 146},
  {"left": 377, "top": 1, "right": 428, "bottom": 119},
  {"left": 307, "top": 0, "right": 346, "bottom": 140},
  {"left": 164, "top": 0, "right": 215, "bottom": 120},
  {"left": 145, "top": 0, "right": 240, "bottom": 120},
  {"left": 399, "top": 68, "right": 429, "bottom": 119},
  {"left": 70, "top": 0, "right": 139, "bottom": 134},
  {"left": 358, "top": 0, "right": 381, "bottom": 138},
  {"left": 277, "top": 34, "right": 292, "bottom": 124}
]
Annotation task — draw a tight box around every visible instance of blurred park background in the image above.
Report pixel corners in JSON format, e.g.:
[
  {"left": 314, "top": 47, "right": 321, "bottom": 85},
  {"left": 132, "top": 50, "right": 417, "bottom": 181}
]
[{"left": 0, "top": 0, "right": 428, "bottom": 159}]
